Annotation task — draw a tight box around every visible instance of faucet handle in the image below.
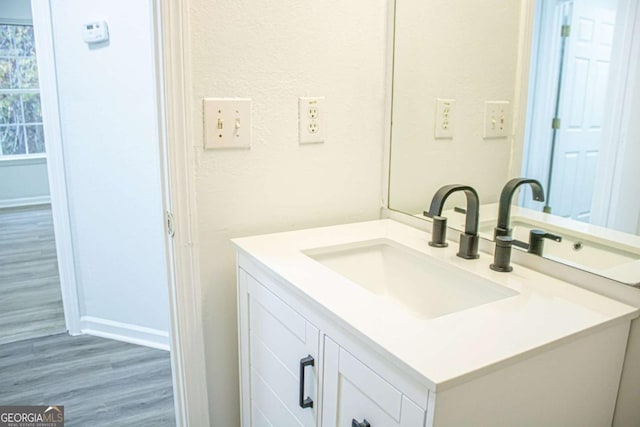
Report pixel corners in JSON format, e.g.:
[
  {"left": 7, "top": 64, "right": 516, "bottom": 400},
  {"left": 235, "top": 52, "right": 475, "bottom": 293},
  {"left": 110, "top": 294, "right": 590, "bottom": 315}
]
[
  {"left": 528, "top": 229, "right": 562, "bottom": 256},
  {"left": 511, "top": 238, "right": 530, "bottom": 250},
  {"left": 535, "top": 230, "right": 562, "bottom": 242},
  {"left": 428, "top": 215, "right": 449, "bottom": 248},
  {"left": 458, "top": 232, "right": 480, "bottom": 259}
]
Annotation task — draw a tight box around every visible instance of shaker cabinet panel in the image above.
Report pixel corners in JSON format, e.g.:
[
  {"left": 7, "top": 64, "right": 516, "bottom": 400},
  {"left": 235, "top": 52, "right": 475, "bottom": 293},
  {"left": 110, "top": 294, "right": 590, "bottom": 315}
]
[
  {"left": 239, "top": 269, "right": 320, "bottom": 427},
  {"left": 251, "top": 373, "right": 302, "bottom": 427},
  {"left": 322, "top": 337, "right": 426, "bottom": 427}
]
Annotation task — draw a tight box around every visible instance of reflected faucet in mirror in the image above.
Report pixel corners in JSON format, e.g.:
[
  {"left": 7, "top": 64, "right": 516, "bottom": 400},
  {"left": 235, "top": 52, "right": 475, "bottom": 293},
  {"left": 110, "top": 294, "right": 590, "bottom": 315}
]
[
  {"left": 424, "top": 184, "right": 480, "bottom": 260},
  {"left": 491, "top": 229, "right": 563, "bottom": 273},
  {"left": 495, "top": 178, "right": 545, "bottom": 239},
  {"left": 528, "top": 229, "right": 563, "bottom": 256},
  {"left": 387, "top": 0, "right": 640, "bottom": 284}
]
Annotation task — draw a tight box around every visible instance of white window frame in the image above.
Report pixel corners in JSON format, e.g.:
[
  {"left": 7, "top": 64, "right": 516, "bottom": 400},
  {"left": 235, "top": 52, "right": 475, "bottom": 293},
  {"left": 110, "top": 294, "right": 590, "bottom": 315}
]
[{"left": 0, "top": 18, "right": 46, "bottom": 159}]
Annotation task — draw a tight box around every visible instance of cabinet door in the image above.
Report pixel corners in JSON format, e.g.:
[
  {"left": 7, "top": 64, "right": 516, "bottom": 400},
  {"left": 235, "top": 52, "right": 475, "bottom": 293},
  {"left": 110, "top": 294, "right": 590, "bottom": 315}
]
[
  {"left": 322, "top": 337, "right": 425, "bottom": 427},
  {"left": 239, "top": 270, "right": 320, "bottom": 427}
]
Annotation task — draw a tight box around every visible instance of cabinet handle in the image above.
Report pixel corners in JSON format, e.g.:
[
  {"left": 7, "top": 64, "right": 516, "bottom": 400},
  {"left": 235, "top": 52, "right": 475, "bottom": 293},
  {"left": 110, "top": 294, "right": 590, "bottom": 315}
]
[
  {"left": 352, "top": 419, "right": 371, "bottom": 427},
  {"left": 299, "top": 355, "right": 314, "bottom": 409}
]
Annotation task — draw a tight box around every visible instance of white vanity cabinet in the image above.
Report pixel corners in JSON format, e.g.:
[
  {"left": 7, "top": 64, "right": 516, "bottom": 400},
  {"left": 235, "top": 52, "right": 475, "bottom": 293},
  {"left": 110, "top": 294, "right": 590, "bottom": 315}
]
[
  {"left": 234, "top": 220, "right": 639, "bottom": 427},
  {"left": 237, "top": 265, "right": 429, "bottom": 427}
]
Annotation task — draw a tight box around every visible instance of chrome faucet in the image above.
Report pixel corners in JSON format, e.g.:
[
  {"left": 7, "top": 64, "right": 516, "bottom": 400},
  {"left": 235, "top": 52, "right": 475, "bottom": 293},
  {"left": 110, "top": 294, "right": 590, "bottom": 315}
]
[
  {"left": 424, "top": 184, "right": 480, "bottom": 259},
  {"left": 494, "top": 178, "right": 545, "bottom": 239}
]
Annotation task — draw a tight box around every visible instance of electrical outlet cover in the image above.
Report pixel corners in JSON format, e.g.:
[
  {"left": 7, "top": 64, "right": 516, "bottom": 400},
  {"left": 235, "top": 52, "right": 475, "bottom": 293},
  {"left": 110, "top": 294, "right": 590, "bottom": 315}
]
[
  {"left": 435, "top": 98, "right": 455, "bottom": 139},
  {"left": 299, "top": 97, "right": 325, "bottom": 144}
]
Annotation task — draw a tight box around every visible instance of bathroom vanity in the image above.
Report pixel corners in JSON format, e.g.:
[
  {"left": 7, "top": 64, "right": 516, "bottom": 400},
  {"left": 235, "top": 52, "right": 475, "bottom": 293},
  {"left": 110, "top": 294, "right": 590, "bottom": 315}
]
[{"left": 233, "top": 220, "right": 638, "bottom": 426}]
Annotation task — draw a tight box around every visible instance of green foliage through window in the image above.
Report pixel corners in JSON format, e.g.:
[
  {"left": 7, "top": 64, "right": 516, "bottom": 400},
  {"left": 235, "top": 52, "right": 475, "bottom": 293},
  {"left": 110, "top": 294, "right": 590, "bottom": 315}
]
[{"left": 0, "top": 24, "right": 44, "bottom": 157}]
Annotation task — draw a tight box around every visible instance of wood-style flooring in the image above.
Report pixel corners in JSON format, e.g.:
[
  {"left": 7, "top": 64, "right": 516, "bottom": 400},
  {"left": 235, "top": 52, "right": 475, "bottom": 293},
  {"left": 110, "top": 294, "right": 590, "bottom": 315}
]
[
  {"left": 1, "top": 206, "right": 176, "bottom": 425},
  {"left": 0, "top": 333, "right": 176, "bottom": 426},
  {"left": 0, "top": 205, "right": 66, "bottom": 344}
]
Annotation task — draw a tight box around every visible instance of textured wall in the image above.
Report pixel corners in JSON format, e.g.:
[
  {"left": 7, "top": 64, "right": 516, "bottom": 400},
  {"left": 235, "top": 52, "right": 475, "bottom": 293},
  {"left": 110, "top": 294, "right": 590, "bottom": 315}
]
[
  {"left": 389, "top": 0, "right": 523, "bottom": 214},
  {"left": 188, "top": 0, "right": 389, "bottom": 424}
]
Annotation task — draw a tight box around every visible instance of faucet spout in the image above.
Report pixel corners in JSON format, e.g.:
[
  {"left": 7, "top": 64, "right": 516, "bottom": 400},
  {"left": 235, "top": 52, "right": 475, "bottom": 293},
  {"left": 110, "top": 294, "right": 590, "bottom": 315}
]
[
  {"left": 425, "top": 184, "right": 480, "bottom": 259},
  {"left": 495, "top": 178, "right": 545, "bottom": 238},
  {"left": 427, "top": 184, "right": 479, "bottom": 236}
]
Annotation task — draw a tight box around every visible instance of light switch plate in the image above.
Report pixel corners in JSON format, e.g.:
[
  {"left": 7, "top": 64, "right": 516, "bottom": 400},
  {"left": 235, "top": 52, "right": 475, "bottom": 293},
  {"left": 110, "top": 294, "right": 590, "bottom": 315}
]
[
  {"left": 203, "top": 98, "right": 251, "bottom": 149},
  {"left": 435, "top": 98, "right": 455, "bottom": 139},
  {"left": 483, "top": 101, "right": 510, "bottom": 139}
]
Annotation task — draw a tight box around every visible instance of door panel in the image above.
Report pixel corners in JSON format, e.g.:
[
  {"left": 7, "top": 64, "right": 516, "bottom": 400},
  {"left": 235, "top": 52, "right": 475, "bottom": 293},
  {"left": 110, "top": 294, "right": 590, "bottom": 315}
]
[
  {"left": 252, "top": 373, "right": 303, "bottom": 427},
  {"left": 246, "top": 273, "right": 319, "bottom": 427},
  {"left": 322, "top": 337, "right": 425, "bottom": 427}
]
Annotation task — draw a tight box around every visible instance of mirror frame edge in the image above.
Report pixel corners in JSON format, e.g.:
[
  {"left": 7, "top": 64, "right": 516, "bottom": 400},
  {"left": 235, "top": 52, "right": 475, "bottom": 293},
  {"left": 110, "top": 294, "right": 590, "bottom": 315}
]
[{"left": 381, "top": 0, "right": 397, "bottom": 216}]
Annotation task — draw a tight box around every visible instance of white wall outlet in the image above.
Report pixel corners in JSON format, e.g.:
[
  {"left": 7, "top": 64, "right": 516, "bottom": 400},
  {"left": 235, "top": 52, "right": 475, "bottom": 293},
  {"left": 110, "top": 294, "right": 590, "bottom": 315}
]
[
  {"left": 434, "top": 98, "right": 455, "bottom": 139},
  {"left": 483, "top": 101, "right": 510, "bottom": 139},
  {"left": 203, "top": 98, "right": 251, "bottom": 149},
  {"left": 299, "top": 97, "right": 325, "bottom": 144}
]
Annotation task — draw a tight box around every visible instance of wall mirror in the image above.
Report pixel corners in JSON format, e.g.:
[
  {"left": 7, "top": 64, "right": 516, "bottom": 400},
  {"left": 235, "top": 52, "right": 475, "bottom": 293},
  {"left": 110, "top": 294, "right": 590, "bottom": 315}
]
[{"left": 387, "top": 0, "right": 640, "bottom": 284}]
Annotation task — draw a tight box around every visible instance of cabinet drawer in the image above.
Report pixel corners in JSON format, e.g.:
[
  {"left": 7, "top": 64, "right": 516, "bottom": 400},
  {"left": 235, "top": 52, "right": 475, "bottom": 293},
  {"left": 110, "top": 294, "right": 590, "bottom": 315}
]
[{"left": 322, "top": 337, "right": 425, "bottom": 427}]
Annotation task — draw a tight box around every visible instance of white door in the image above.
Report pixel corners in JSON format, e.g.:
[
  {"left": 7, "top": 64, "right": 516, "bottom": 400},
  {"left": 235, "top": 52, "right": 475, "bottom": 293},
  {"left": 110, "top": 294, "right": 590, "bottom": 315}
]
[
  {"left": 549, "top": 0, "right": 616, "bottom": 221},
  {"left": 321, "top": 337, "right": 425, "bottom": 427}
]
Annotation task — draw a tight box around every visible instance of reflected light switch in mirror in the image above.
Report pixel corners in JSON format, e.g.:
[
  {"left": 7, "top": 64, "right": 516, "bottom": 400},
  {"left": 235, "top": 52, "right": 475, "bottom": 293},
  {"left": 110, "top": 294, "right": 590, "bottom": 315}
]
[
  {"left": 435, "top": 98, "right": 455, "bottom": 139},
  {"left": 484, "top": 101, "right": 510, "bottom": 139}
]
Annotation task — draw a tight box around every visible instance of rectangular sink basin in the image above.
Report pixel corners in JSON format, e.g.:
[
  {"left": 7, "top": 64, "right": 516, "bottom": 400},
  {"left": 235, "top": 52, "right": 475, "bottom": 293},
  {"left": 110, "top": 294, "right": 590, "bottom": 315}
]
[
  {"left": 303, "top": 239, "right": 517, "bottom": 319},
  {"left": 478, "top": 219, "right": 640, "bottom": 271}
]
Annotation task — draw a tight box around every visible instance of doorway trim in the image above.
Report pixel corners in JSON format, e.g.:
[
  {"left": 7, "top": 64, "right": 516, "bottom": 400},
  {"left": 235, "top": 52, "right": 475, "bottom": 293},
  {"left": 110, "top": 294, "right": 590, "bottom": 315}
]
[
  {"left": 156, "top": 0, "right": 211, "bottom": 425},
  {"left": 31, "top": 0, "right": 81, "bottom": 336},
  {"left": 518, "top": 0, "right": 569, "bottom": 204},
  {"left": 31, "top": 0, "right": 211, "bottom": 425}
]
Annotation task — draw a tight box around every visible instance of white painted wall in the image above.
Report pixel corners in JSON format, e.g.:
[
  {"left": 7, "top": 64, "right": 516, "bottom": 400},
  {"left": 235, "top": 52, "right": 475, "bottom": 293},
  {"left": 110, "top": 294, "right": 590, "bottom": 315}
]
[
  {"left": 48, "top": 0, "right": 170, "bottom": 346},
  {"left": 0, "top": 0, "right": 50, "bottom": 207},
  {"left": 389, "top": 0, "right": 523, "bottom": 215},
  {"left": 608, "top": 55, "right": 640, "bottom": 234},
  {"left": 188, "top": 0, "right": 389, "bottom": 423},
  {"left": 0, "top": 158, "right": 49, "bottom": 207},
  {"left": 0, "top": 0, "right": 31, "bottom": 23},
  {"left": 595, "top": 0, "right": 640, "bottom": 235}
]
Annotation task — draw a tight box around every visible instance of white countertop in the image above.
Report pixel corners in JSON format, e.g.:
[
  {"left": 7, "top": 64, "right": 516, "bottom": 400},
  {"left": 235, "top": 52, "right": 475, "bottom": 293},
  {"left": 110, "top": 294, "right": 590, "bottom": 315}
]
[{"left": 232, "top": 219, "right": 639, "bottom": 391}]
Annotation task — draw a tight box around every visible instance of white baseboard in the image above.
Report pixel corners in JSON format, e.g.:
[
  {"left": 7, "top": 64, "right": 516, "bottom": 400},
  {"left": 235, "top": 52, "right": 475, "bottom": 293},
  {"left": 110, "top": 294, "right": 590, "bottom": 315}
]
[
  {"left": 0, "top": 195, "right": 51, "bottom": 209},
  {"left": 80, "top": 316, "right": 170, "bottom": 351}
]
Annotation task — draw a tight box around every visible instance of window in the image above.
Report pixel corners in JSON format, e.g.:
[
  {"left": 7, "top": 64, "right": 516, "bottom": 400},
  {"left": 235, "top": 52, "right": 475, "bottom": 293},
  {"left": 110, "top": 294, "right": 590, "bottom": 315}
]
[{"left": 0, "top": 23, "right": 44, "bottom": 157}]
